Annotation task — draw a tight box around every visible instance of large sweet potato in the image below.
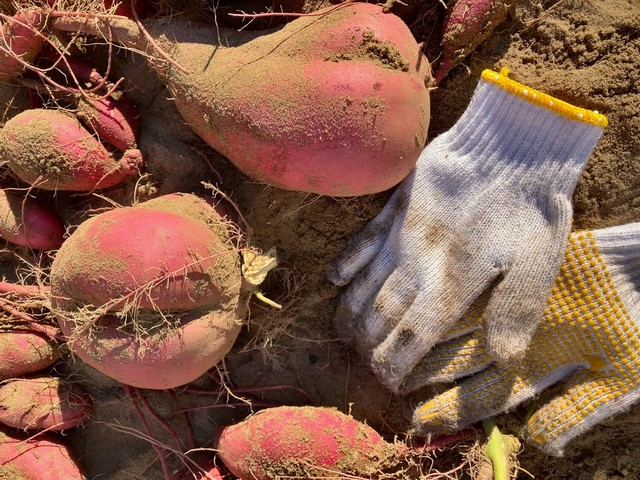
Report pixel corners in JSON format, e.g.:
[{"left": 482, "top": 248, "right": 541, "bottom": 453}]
[
  {"left": 52, "top": 3, "right": 432, "bottom": 196},
  {"left": 50, "top": 193, "right": 245, "bottom": 389}
]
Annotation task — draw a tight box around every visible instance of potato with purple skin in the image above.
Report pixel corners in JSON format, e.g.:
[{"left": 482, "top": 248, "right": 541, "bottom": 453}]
[
  {"left": 52, "top": 2, "right": 432, "bottom": 196},
  {"left": 0, "top": 108, "right": 143, "bottom": 191}
]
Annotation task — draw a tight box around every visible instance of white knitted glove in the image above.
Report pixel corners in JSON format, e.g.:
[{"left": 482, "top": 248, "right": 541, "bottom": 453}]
[
  {"left": 410, "top": 224, "right": 640, "bottom": 456},
  {"left": 328, "top": 68, "right": 607, "bottom": 391}
]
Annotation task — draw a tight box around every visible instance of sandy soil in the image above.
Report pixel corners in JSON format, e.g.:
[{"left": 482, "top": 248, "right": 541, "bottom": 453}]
[{"left": 1, "top": 0, "right": 639, "bottom": 478}]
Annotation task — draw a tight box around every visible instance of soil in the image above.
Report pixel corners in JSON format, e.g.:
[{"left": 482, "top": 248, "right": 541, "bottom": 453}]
[{"left": 1, "top": 0, "right": 639, "bottom": 478}]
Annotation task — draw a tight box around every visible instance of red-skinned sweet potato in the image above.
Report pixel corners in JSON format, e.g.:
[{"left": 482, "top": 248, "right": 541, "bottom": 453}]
[
  {"left": 0, "top": 108, "right": 143, "bottom": 191},
  {"left": 0, "top": 428, "right": 84, "bottom": 479},
  {"left": 0, "top": 376, "right": 91, "bottom": 431},
  {"left": 434, "top": 0, "right": 516, "bottom": 84},
  {"left": 76, "top": 94, "right": 141, "bottom": 152},
  {"left": 50, "top": 193, "right": 246, "bottom": 389},
  {"left": 213, "top": 406, "right": 405, "bottom": 479},
  {"left": 0, "top": 9, "right": 46, "bottom": 82},
  {"left": 0, "top": 328, "right": 61, "bottom": 379},
  {"left": 0, "top": 189, "right": 65, "bottom": 250},
  {"left": 0, "top": 328, "right": 60, "bottom": 379},
  {"left": 52, "top": 3, "right": 432, "bottom": 196},
  {"left": 37, "top": 44, "right": 107, "bottom": 87}
]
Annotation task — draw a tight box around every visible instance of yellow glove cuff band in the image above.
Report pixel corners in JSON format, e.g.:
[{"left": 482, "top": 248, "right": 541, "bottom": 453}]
[{"left": 482, "top": 68, "right": 608, "bottom": 128}]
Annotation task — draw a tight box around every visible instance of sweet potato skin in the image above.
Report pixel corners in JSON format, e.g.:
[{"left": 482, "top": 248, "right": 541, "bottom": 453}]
[
  {"left": 0, "top": 330, "right": 61, "bottom": 379},
  {"left": 0, "top": 108, "right": 141, "bottom": 191},
  {"left": 0, "top": 428, "right": 84, "bottom": 479},
  {"left": 76, "top": 94, "right": 141, "bottom": 152},
  {"left": 0, "top": 376, "right": 92, "bottom": 431},
  {"left": 0, "top": 9, "right": 46, "bottom": 82},
  {"left": 51, "top": 3, "right": 432, "bottom": 196},
  {"left": 169, "top": 3, "right": 432, "bottom": 196},
  {"left": 214, "top": 406, "right": 400, "bottom": 479},
  {"left": 57, "top": 307, "right": 243, "bottom": 389},
  {"left": 434, "top": 0, "right": 516, "bottom": 83},
  {"left": 50, "top": 194, "right": 244, "bottom": 389},
  {"left": 50, "top": 207, "right": 235, "bottom": 311},
  {"left": 0, "top": 189, "right": 65, "bottom": 250}
]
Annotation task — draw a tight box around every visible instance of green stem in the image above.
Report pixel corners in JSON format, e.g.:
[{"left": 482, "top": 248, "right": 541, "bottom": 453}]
[{"left": 483, "top": 419, "right": 509, "bottom": 480}]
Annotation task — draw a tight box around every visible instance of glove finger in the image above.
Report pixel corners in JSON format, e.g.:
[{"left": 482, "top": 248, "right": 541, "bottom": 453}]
[
  {"left": 399, "top": 333, "right": 491, "bottom": 394},
  {"left": 438, "top": 289, "right": 491, "bottom": 343},
  {"left": 371, "top": 258, "right": 498, "bottom": 391},
  {"left": 413, "top": 353, "right": 585, "bottom": 433},
  {"left": 485, "top": 212, "right": 572, "bottom": 363},
  {"left": 327, "top": 187, "right": 403, "bottom": 286},
  {"left": 355, "top": 268, "right": 421, "bottom": 355},
  {"left": 412, "top": 364, "right": 513, "bottom": 432},
  {"left": 524, "top": 370, "right": 637, "bottom": 457},
  {"left": 332, "top": 242, "right": 396, "bottom": 342}
]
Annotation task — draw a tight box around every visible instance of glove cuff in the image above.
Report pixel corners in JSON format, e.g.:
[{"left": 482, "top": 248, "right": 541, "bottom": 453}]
[
  {"left": 440, "top": 68, "right": 607, "bottom": 193},
  {"left": 593, "top": 223, "right": 640, "bottom": 321}
]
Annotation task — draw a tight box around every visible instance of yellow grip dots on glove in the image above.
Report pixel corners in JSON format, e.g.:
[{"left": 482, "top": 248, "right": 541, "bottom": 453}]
[{"left": 409, "top": 224, "right": 640, "bottom": 456}]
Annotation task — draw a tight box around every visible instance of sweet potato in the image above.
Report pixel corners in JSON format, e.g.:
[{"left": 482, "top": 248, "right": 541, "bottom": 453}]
[
  {"left": 37, "top": 44, "right": 107, "bottom": 87},
  {"left": 0, "top": 8, "right": 46, "bottom": 82},
  {"left": 434, "top": 0, "right": 516, "bottom": 83},
  {"left": 0, "top": 376, "right": 91, "bottom": 431},
  {"left": 213, "top": 406, "right": 404, "bottom": 479},
  {"left": 0, "top": 189, "right": 65, "bottom": 250},
  {"left": 0, "top": 428, "right": 84, "bottom": 479},
  {"left": 52, "top": 3, "right": 432, "bottom": 196},
  {"left": 76, "top": 94, "right": 141, "bottom": 151},
  {"left": 0, "top": 329, "right": 61, "bottom": 379},
  {"left": 0, "top": 109, "right": 142, "bottom": 191},
  {"left": 50, "top": 193, "right": 245, "bottom": 389},
  {"left": 0, "top": 108, "right": 143, "bottom": 191}
]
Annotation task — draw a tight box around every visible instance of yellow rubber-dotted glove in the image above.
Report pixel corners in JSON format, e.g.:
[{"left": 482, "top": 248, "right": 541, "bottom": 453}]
[
  {"left": 328, "top": 68, "right": 607, "bottom": 391},
  {"left": 409, "top": 224, "right": 640, "bottom": 456}
]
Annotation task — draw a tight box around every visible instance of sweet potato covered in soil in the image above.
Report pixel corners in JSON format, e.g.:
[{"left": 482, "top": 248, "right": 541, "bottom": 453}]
[
  {"left": 0, "top": 328, "right": 61, "bottom": 379},
  {"left": 50, "top": 193, "right": 246, "bottom": 389},
  {"left": 213, "top": 406, "right": 407, "bottom": 479},
  {"left": 75, "top": 94, "right": 142, "bottom": 152},
  {"left": 0, "top": 375, "right": 92, "bottom": 431},
  {"left": 434, "top": 0, "right": 517, "bottom": 83},
  {"left": 51, "top": 2, "right": 432, "bottom": 196},
  {"left": 0, "top": 428, "right": 84, "bottom": 479},
  {"left": 0, "top": 108, "right": 142, "bottom": 191}
]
